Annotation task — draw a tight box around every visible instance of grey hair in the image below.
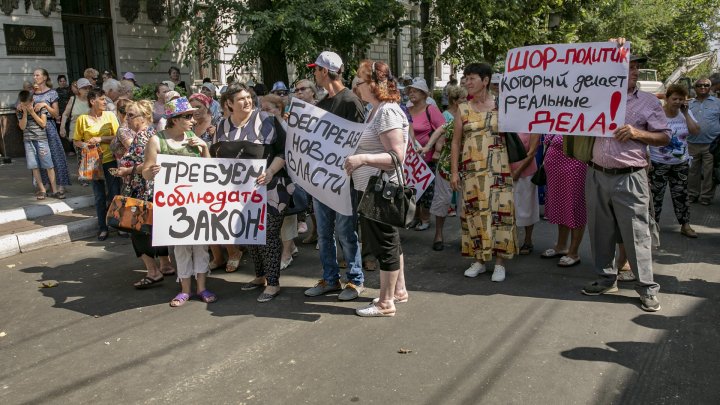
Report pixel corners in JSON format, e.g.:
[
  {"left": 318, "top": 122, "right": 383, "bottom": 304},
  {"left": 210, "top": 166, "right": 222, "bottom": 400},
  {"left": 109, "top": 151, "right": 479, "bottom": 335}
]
[{"left": 102, "top": 78, "right": 121, "bottom": 92}]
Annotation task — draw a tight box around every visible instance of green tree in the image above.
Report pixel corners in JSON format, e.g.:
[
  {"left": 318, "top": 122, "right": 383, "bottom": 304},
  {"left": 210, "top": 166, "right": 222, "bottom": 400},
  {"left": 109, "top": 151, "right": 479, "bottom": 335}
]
[{"left": 166, "top": 0, "right": 407, "bottom": 85}]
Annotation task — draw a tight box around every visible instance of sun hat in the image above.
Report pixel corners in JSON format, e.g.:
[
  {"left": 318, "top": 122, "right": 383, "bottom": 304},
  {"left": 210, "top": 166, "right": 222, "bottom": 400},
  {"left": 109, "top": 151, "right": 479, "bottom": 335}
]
[
  {"left": 161, "top": 80, "right": 175, "bottom": 90},
  {"left": 307, "top": 51, "right": 343, "bottom": 73},
  {"left": 77, "top": 78, "right": 93, "bottom": 89},
  {"left": 164, "top": 96, "right": 197, "bottom": 118},
  {"left": 201, "top": 82, "right": 217, "bottom": 94},
  {"left": 406, "top": 77, "right": 430, "bottom": 95},
  {"left": 271, "top": 81, "right": 288, "bottom": 93},
  {"left": 122, "top": 72, "right": 135, "bottom": 80}
]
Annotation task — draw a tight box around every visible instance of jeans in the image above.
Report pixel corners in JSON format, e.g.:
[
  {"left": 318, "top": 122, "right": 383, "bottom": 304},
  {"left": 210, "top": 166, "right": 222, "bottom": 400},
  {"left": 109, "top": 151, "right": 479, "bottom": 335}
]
[
  {"left": 92, "top": 161, "right": 121, "bottom": 231},
  {"left": 314, "top": 194, "right": 363, "bottom": 285}
]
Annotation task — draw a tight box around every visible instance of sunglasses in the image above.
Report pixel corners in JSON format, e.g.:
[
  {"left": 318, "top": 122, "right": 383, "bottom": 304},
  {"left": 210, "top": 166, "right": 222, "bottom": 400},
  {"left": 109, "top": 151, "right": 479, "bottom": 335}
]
[
  {"left": 176, "top": 114, "right": 194, "bottom": 120},
  {"left": 695, "top": 84, "right": 711, "bottom": 88},
  {"left": 274, "top": 91, "right": 288, "bottom": 96}
]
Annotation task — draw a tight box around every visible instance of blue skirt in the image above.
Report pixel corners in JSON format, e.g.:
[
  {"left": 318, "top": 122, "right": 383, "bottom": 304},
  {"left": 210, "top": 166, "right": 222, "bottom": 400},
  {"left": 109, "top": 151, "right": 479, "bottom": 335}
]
[{"left": 40, "top": 122, "right": 72, "bottom": 186}]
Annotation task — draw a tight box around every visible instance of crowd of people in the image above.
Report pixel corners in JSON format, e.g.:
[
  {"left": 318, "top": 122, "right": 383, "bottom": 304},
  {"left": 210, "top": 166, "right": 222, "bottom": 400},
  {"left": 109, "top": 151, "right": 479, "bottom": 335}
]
[{"left": 16, "top": 39, "right": 719, "bottom": 316}]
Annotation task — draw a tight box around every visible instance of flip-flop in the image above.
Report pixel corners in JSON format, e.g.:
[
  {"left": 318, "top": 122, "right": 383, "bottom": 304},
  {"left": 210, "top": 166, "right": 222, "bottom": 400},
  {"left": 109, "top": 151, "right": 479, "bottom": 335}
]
[
  {"left": 557, "top": 255, "right": 581, "bottom": 267},
  {"left": 134, "top": 276, "right": 164, "bottom": 289},
  {"left": 160, "top": 267, "right": 176, "bottom": 276},
  {"left": 35, "top": 191, "right": 47, "bottom": 200},
  {"left": 540, "top": 248, "right": 567, "bottom": 258},
  {"left": 169, "top": 292, "right": 191, "bottom": 307},
  {"left": 197, "top": 290, "right": 217, "bottom": 303}
]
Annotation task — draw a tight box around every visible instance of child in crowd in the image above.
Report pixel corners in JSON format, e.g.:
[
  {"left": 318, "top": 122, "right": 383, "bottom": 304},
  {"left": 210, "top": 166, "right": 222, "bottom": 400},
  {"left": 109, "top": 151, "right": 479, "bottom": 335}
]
[{"left": 17, "top": 90, "right": 62, "bottom": 200}]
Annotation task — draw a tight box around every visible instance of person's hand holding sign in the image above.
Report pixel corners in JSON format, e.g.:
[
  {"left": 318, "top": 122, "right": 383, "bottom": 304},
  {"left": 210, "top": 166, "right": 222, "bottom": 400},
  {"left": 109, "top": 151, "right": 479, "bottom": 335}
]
[{"left": 256, "top": 168, "right": 274, "bottom": 185}]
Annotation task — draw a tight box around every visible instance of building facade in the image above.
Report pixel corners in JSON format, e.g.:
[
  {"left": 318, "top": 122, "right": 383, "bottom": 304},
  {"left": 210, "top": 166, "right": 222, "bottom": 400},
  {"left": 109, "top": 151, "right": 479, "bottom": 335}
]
[{"left": 0, "top": 0, "right": 452, "bottom": 157}]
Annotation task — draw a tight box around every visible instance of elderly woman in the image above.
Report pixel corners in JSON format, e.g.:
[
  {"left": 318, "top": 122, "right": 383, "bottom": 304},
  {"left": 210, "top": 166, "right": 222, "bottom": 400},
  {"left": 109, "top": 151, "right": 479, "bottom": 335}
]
[
  {"left": 73, "top": 89, "right": 121, "bottom": 241},
  {"left": 143, "top": 97, "right": 214, "bottom": 307},
  {"left": 152, "top": 83, "right": 171, "bottom": 130},
  {"left": 540, "top": 134, "right": 587, "bottom": 267},
  {"left": 450, "top": 63, "right": 517, "bottom": 282},
  {"left": 649, "top": 84, "right": 700, "bottom": 237},
  {"left": 425, "top": 85, "right": 467, "bottom": 250},
  {"left": 345, "top": 60, "right": 410, "bottom": 317},
  {"left": 115, "top": 100, "right": 175, "bottom": 288},
  {"left": 406, "top": 78, "right": 446, "bottom": 231},
  {"left": 110, "top": 98, "right": 133, "bottom": 162},
  {"left": 32, "top": 68, "right": 72, "bottom": 195},
  {"left": 215, "top": 84, "right": 292, "bottom": 302},
  {"left": 262, "top": 94, "right": 299, "bottom": 271}
]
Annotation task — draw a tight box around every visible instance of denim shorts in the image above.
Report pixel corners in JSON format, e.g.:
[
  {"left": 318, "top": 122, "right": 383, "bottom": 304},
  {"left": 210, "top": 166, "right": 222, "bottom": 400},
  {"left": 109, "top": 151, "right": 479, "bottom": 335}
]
[{"left": 24, "top": 139, "right": 54, "bottom": 170}]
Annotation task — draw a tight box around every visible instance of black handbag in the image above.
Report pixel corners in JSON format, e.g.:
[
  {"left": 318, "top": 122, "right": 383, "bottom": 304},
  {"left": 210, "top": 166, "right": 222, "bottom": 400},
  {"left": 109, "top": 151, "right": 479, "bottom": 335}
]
[
  {"left": 503, "top": 131, "right": 527, "bottom": 163},
  {"left": 210, "top": 140, "right": 267, "bottom": 159},
  {"left": 531, "top": 143, "right": 547, "bottom": 186},
  {"left": 357, "top": 150, "right": 417, "bottom": 228}
]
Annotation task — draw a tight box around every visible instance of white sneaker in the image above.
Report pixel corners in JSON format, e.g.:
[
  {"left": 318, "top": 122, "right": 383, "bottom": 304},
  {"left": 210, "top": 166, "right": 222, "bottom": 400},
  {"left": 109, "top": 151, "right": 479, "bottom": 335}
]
[
  {"left": 464, "top": 262, "right": 486, "bottom": 277},
  {"left": 491, "top": 265, "right": 506, "bottom": 282}
]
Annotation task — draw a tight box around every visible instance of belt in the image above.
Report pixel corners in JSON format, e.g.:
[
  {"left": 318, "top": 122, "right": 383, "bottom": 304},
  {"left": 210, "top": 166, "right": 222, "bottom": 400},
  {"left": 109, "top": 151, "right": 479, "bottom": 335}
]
[{"left": 589, "top": 161, "right": 643, "bottom": 175}]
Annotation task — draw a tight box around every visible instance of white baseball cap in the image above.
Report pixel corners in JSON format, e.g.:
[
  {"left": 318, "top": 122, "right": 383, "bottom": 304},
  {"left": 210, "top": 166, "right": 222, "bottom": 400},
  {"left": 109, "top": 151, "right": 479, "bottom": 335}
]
[
  {"left": 307, "top": 51, "right": 343, "bottom": 73},
  {"left": 406, "top": 77, "right": 430, "bottom": 95}
]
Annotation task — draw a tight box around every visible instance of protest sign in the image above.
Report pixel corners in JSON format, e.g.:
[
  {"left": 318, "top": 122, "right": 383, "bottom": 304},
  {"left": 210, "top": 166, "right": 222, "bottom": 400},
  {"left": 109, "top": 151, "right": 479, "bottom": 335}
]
[
  {"left": 499, "top": 42, "right": 630, "bottom": 137},
  {"left": 404, "top": 143, "right": 435, "bottom": 199},
  {"left": 152, "top": 155, "right": 267, "bottom": 246},
  {"left": 285, "top": 100, "right": 365, "bottom": 216}
]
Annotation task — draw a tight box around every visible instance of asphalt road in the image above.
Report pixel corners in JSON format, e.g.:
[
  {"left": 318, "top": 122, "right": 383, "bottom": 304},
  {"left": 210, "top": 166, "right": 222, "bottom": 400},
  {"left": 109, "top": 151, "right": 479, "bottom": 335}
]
[{"left": 1, "top": 203, "right": 719, "bottom": 404}]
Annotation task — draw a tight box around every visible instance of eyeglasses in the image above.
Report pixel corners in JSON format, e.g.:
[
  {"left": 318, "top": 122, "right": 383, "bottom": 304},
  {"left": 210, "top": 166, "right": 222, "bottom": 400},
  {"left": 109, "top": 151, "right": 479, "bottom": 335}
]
[
  {"left": 176, "top": 114, "right": 194, "bottom": 120},
  {"left": 294, "top": 87, "right": 309, "bottom": 93},
  {"left": 274, "top": 91, "right": 288, "bottom": 96},
  {"left": 126, "top": 112, "right": 139, "bottom": 119},
  {"left": 695, "top": 84, "right": 711, "bottom": 88}
]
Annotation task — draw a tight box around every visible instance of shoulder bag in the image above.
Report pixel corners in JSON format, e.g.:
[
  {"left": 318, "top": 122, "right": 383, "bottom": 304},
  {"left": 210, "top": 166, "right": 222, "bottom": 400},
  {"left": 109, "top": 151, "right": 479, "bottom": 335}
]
[
  {"left": 357, "top": 150, "right": 417, "bottom": 228},
  {"left": 106, "top": 167, "right": 153, "bottom": 234},
  {"left": 502, "top": 131, "right": 527, "bottom": 163}
]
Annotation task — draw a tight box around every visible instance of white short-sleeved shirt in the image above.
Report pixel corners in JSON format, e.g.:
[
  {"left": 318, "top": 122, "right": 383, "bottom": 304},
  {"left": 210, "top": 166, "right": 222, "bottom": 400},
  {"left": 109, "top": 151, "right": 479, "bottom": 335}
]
[{"left": 352, "top": 102, "right": 409, "bottom": 191}]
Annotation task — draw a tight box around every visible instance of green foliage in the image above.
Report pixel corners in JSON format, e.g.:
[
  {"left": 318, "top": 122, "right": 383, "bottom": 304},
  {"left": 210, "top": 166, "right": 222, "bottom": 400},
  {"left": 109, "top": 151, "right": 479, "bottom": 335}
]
[
  {"left": 132, "top": 84, "right": 186, "bottom": 102},
  {"left": 166, "top": 0, "right": 407, "bottom": 85}
]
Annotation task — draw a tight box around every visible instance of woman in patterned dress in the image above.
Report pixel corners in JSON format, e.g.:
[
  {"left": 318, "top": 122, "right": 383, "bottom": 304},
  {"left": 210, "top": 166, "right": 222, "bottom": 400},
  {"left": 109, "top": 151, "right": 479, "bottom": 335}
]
[
  {"left": 33, "top": 68, "right": 71, "bottom": 194},
  {"left": 540, "top": 135, "right": 587, "bottom": 267},
  {"left": 115, "top": 100, "right": 175, "bottom": 288},
  {"left": 450, "top": 63, "right": 517, "bottom": 282}
]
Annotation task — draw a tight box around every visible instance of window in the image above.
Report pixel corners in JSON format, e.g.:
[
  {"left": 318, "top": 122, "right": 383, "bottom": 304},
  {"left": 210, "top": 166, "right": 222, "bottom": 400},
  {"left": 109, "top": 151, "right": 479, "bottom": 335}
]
[
  {"left": 389, "top": 34, "right": 399, "bottom": 77},
  {"left": 61, "top": 0, "right": 116, "bottom": 81}
]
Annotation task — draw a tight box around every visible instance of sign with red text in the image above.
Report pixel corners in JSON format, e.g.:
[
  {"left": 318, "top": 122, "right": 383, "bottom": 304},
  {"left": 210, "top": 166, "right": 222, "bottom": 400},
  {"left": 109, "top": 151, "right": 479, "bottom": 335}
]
[
  {"left": 499, "top": 42, "right": 630, "bottom": 137},
  {"left": 404, "top": 143, "right": 434, "bottom": 199},
  {"left": 285, "top": 100, "right": 365, "bottom": 216},
  {"left": 152, "top": 155, "right": 267, "bottom": 246}
]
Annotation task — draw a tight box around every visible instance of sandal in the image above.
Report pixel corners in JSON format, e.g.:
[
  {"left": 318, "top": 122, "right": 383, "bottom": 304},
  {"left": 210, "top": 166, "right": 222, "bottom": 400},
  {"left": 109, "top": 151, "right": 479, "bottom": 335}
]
[
  {"left": 226, "top": 254, "right": 242, "bottom": 273},
  {"left": 557, "top": 255, "right": 581, "bottom": 267},
  {"left": 208, "top": 261, "right": 227, "bottom": 271},
  {"left": 519, "top": 243, "right": 533, "bottom": 255},
  {"left": 97, "top": 231, "right": 109, "bottom": 241},
  {"left": 160, "top": 266, "right": 176, "bottom": 276},
  {"left": 35, "top": 191, "right": 47, "bottom": 200},
  {"left": 134, "top": 275, "right": 164, "bottom": 289},
  {"left": 540, "top": 248, "right": 567, "bottom": 258},
  {"left": 169, "top": 292, "right": 191, "bottom": 307},
  {"left": 52, "top": 191, "right": 66, "bottom": 200},
  {"left": 197, "top": 290, "right": 217, "bottom": 303}
]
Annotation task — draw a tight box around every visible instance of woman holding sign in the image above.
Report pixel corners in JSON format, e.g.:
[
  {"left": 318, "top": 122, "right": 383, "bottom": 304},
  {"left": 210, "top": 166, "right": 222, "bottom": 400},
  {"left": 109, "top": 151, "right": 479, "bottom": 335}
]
[
  {"left": 449, "top": 63, "right": 517, "bottom": 282},
  {"left": 345, "top": 60, "right": 410, "bottom": 317},
  {"left": 215, "top": 83, "right": 292, "bottom": 303},
  {"left": 143, "top": 97, "right": 215, "bottom": 307}
]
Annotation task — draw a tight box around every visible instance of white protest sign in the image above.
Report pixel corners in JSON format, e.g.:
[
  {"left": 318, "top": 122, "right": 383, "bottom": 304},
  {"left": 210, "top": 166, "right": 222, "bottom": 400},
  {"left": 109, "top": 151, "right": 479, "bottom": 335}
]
[
  {"left": 403, "top": 143, "right": 435, "bottom": 199},
  {"left": 285, "top": 100, "right": 365, "bottom": 216},
  {"left": 152, "top": 155, "right": 267, "bottom": 246},
  {"left": 499, "top": 42, "right": 630, "bottom": 137}
]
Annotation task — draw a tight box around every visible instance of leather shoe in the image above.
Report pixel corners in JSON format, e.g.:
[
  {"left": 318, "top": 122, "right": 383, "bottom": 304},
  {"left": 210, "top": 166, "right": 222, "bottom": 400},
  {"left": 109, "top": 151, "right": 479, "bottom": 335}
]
[{"left": 681, "top": 224, "right": 698, "bottom": 238}]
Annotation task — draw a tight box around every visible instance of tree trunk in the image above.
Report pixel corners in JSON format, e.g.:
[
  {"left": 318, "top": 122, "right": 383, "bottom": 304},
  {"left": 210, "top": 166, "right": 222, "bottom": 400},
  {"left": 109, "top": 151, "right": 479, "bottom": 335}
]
[
  {"left": 420, "top": 0, "right": 436, "bottom": 91},
  {"left": 259, "top": 29, "right": 290, "bottom": 87}
]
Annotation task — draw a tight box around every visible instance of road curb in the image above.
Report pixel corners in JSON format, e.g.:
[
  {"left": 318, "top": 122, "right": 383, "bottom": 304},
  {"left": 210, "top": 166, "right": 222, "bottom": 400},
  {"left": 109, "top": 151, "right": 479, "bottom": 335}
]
[
  {"left": 0, "top": 218, "right": 97, "bottom": 260},
  {"left": 0, "top": 195, "right": 95, "bottom": 225}
]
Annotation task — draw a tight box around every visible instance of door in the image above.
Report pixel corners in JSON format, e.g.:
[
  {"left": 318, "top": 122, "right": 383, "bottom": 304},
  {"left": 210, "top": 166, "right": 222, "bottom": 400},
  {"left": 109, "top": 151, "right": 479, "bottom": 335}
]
[{"left": 61, "top": 0, "right": 116, "bottom": 81}]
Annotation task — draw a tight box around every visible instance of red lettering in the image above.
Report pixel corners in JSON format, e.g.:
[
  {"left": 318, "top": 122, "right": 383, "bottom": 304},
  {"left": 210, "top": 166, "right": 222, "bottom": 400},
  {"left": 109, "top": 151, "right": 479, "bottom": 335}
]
[
  {"left": 251, "top": 190, "right": 263, "bottom": 203},
  {"left": 155, "top": 191, "right": 165, "bottom": 207},
  {"left": 588, "top": 113, "right": 607, "bottom": 134},
  {"left": 555, "top": 112, "right": 573, "bottom": 133},
  {"left": 569, "top": 113, "right": 586, "bottom": 133},
  {"left": 528, "top": 111, "right": 555, "bottom": 132}
]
